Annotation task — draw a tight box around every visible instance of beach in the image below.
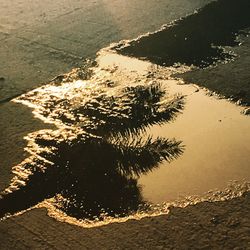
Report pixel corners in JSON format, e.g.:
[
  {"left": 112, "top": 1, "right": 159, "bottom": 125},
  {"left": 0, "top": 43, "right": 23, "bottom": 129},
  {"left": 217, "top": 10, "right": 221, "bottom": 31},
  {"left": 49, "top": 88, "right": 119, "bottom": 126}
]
[
  {"left": 0, "top": 0, "right": 250, "bottom": 249},
  {"left": 0, "top": 192, "right": 249, "bottom": 249}
]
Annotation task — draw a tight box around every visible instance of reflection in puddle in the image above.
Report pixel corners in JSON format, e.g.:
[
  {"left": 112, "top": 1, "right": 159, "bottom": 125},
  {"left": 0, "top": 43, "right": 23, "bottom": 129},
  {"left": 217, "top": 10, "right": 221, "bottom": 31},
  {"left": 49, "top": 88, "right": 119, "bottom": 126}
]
[
  {"left": 96, "top": 54, "right": 250, "bottom": 205},
  {"left": 114, "top": 0, "right": 250, "bottom": 68},
  {"left": 0, "top": 65, "right": 184, "bottom": 220},
  {"left": 0, "top": 51, "right": 249, "bottom": 225}
]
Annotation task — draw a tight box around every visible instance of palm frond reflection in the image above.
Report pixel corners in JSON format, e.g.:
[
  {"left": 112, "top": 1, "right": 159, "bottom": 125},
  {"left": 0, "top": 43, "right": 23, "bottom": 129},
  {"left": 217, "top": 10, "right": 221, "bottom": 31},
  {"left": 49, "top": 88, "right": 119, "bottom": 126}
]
[{"left": 0, "top": 81, "right": 185, "bottom": 220}]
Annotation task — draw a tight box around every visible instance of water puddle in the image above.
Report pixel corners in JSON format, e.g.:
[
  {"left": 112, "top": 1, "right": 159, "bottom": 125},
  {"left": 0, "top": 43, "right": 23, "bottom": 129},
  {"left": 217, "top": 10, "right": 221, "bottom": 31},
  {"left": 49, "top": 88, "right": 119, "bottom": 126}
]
[
  {"left": 0, "top": 53, "right": 185, "bottom": 221},
  {"left": 98, "top": 53, "right": 250, "bottom": 203},
  {"left": 0, "top": 51, "right": 249, "bottom": 226}
]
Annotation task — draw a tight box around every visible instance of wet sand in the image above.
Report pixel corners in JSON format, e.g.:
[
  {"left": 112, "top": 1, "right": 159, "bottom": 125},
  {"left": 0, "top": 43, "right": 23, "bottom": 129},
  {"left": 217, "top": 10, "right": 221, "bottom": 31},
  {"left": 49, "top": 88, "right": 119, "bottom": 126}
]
[
  {"left": 0, "top": 0, "right": 212, "bottom": 103},
  {"left": 179, "top": 33, "right": 250, "bottom": 105},
  {"left": 0, "top": 192, "right": 249, "bottom": 249}
]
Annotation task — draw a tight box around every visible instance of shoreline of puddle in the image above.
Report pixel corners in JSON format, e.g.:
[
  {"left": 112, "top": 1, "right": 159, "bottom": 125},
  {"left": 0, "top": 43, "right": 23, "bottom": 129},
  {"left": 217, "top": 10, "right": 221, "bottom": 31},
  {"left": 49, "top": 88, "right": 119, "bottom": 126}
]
[{"left": 1, "top": 51, "right": 247, "bottom": 226}]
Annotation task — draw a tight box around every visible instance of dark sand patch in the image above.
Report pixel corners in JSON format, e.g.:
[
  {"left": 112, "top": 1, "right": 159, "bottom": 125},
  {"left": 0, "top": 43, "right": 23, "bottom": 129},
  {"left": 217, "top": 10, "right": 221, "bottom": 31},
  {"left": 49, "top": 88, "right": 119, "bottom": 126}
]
[
  {"left": 114, "top": 0, "right": 250, "bottom": 105},
  {"left": 115, "top": 0, "right": 250, "bottom": 68},
  {"left": 178, "top": 34, "right": 250, "bottom": 106}
]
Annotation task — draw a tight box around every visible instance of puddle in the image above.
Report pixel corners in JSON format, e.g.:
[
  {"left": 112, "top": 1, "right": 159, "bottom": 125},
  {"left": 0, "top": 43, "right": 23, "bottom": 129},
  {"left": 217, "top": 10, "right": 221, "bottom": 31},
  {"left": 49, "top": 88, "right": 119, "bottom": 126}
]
[
  {"left": 0, "top": 52, "right": 249, "bottom": 225},
  {"left": 0, "top": 53, "right": 185, "bottom": 220},
  {"left": 98, "top": 53, "right": 250, "bottom": 204},
  {"left": 141, "top": 82, "right": 250, "bottom": 203},
  {"left": 114, "top": 0, "right": 250, "bottom": 68}
]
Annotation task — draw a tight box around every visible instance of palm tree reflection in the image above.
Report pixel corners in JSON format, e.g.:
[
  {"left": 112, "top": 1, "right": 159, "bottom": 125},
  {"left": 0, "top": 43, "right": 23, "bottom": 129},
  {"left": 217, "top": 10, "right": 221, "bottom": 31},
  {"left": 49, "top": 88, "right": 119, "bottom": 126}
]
[{"left": 0, "top": 82, "right": 184, "bottom": 220}]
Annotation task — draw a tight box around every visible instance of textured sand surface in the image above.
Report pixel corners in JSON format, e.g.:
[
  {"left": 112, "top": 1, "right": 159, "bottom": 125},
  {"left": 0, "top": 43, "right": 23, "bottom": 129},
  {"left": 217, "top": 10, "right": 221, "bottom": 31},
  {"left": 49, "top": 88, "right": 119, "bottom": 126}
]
[
  {"left": 0, "top": 192, "right": 249, "bottom": 249},
  {"left": 0, "top": 0, "right": 212, "bottom": 103}
]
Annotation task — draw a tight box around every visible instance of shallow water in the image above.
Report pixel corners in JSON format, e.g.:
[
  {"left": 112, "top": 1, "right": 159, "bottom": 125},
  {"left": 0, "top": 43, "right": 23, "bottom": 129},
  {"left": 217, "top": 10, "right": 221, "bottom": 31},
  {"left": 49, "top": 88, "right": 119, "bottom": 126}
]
[
  {"left": 0, "top": 54, "right": 184, "bottom": 220},
  {"left": 0, "top": 52, "right": 249, "bottom": 224},
  {"left": 141, "top": 83, "right": 250, "bottom": 203},
  {"left": 98, "top": 54, "right": 250, "bottom": 204}
]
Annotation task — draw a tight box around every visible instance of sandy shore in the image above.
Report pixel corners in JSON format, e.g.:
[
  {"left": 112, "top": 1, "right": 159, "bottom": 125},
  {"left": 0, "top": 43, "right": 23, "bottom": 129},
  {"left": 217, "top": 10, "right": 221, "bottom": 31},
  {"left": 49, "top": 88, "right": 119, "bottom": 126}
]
[
  {"left": 0, "top": 0, "right": 212, "bottom": 103},
  {"left": 1, "top": 1, "right": 250, "bottom": 249},
  {"left": 0, "top": 192, "right": 249, "bottom": 249}
]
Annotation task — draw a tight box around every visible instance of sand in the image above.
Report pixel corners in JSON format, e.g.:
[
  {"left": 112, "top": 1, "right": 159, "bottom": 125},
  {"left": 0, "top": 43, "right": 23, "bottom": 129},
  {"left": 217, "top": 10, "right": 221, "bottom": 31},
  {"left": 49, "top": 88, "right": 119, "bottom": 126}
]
[
  {"left": 0, "top": 0, "right": 212, "bottom": 103},
  {"left": 0, "top": 192, "right": 249, "bottom": 249},
  {"left": 179, "top": 33, "right": 250, "bottom": 106},
  {"left": 1, "top": 1, "right": 250, "bottom": 249}
]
